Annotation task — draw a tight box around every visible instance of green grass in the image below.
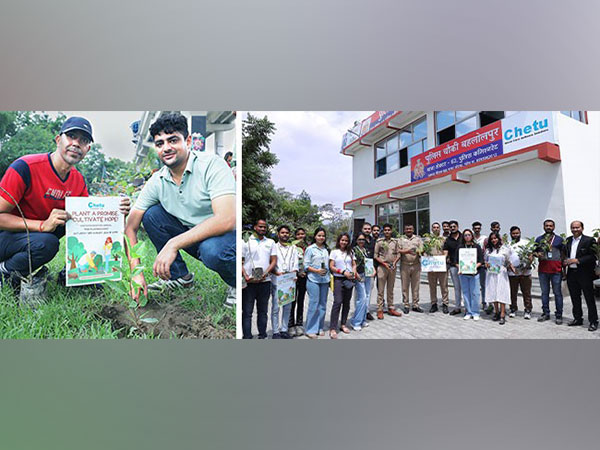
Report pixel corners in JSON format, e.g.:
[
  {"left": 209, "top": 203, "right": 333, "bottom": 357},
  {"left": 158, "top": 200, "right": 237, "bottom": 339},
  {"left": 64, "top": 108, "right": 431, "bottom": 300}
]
[{"left": 0, "top": 234, "right": 235, "bottom": 339}]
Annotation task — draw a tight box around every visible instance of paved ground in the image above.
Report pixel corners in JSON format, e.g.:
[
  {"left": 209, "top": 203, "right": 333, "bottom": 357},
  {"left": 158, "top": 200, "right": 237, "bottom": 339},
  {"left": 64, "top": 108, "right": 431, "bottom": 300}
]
[{"left": 250, "top": 276, "right": 600, "bottom": 339}]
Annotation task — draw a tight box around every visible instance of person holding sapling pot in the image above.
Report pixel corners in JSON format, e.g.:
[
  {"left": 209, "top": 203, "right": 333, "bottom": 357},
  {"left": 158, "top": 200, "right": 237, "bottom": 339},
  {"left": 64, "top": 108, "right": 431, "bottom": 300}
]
[
  {"left": 456, "top": 229, "right": 484, "bottom": 320},
  {"left": 0, "top": 116, "right": 131, "bottom": 293},
  {"left": 242, "top": 219, "right": 277, "bottom": 339},
  {"left": 534, "top": 219, "right": 565, "bottom": 324},
  {"left": 443, "top": 220, "right": 463, "bottom": 315},
  {"left": 352, "top": 222, "right": 377, "bottom": 321},
  {"left": 374, "top": 223, "right": 402, "bottom": 320},
  {"left": 288, "top": 228, "right": 308, "bottom": 337},
  {"left": 328, "top": 233, "right": 357, "bottom": 339},
  {"left": 484, "top": 231, "right": 515, "bottom": 325},
  {"left": 508, "top": 226, "right": 535, "bottom": 319},
  {"left": 304, "top": 227, "right": 330, "bottom": 339},
  {"left": 351, "top": 232, "right": 372, "bottom": 331},
  {"left": 124, "top": 113, "right": 236, "bottom": 308},
  {"left": 270, "top": 225, "right": 299, "bottom": 339},
  {"left": 424, "top": 222, "right": 449, "bottom": 314}
]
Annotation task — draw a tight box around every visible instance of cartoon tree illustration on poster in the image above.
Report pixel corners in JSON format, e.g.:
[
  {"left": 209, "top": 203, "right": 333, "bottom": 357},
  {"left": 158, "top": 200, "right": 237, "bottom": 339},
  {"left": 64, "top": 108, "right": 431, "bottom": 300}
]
[{"left": 67, "top": 236, "right": 87, "bottom": 270}]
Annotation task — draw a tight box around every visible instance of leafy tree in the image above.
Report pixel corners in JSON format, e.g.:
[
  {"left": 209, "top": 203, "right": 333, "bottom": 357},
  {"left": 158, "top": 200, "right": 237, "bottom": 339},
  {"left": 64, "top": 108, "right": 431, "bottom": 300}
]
[
  {"left": 319, "top": 203, "right": 351, "bottom": 242},
  {"left": 271, "top": 188, "right": 321, "bottom": 232},
  {"left": 111, "top": 241, "right": 122, "bottom": 261},
  {"left": 67, "top": 237, "right": 87, "bottom": 269},
  {"left": 242, "top": 114, "right": 279, "bottom": 225},
  {"left": 77, "top": 144, "right": 107, "bottom": 183},
  {"left": 0, "top": 112, "right": 66, "bottom": 175}
]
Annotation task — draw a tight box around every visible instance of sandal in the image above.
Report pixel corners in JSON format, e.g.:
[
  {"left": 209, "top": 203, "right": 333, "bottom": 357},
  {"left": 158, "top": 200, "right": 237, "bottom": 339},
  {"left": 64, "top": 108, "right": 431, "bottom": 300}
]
[
  {"left": 329, "top": 330, "right": 338, "bottom": 339},
  {"left": 340, "top": 325, "right": 351, "bottom": 334}
]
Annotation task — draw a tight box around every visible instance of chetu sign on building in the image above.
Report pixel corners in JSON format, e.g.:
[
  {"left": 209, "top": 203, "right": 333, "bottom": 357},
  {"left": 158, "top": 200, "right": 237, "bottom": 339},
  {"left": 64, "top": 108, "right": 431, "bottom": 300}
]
[{"left": 411, "top": 112, "right": 557, "bottom": 182}]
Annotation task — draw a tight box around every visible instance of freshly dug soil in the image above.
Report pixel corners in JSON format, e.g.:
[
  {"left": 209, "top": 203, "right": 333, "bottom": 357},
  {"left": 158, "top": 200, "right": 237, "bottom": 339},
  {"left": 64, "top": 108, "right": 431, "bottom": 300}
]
[{"left": 98, "top": 301, "right": 234, "bottom": 339}]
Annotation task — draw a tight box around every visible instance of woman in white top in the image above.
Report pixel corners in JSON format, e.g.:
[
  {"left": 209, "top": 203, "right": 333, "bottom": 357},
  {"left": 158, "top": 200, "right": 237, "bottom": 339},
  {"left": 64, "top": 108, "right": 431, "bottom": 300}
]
[
  {"left": 328, "top": 233, "right": 357, "bottom": 339},
  {"left": 485, "top": 232, "right": 515, "bottom": 325}
]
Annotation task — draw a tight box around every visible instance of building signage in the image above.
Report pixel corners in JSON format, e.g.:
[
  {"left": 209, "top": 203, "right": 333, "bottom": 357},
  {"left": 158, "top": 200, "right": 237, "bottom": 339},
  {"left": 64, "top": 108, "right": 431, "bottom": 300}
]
[
  {"left": 410, "top": 111, "right": 557, "bottom": 182},
  {"left": 342, "top": 111, "right": 399, "bottom": 151}
]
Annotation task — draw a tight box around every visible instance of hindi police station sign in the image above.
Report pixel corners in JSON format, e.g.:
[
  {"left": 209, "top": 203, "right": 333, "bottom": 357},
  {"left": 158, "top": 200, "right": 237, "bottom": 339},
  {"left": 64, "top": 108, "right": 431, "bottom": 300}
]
[{"left": 411, "top": 111, "right": 557, "bottom": 182}]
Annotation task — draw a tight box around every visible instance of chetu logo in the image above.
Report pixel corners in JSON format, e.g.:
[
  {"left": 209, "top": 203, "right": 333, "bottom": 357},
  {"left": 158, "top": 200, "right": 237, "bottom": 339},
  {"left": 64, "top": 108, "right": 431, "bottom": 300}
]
[
  {"left": 88, "top": 202, "right": 105, "bottom": 208},
  {"left": 504, "top": 118, "right": 548, "bottom": 141}
]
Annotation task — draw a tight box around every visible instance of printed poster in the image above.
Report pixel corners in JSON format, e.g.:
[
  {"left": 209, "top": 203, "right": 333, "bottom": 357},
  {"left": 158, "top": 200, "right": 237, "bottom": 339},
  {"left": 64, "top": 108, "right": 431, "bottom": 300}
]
[
  {"left": 487, "top": 254, "right": 504, "bottom": 274},
  {"left": 458, "top": 248, "right": 477, "bottom": 275},
  {"left": 276, "top": 272, "right": 296, "bottom": 307},
  {"left": 65, "top": 197, "right": 124, "bottom": 286},
  {"left": 421, "top": 255, "right": 447, "bottom": 273}
]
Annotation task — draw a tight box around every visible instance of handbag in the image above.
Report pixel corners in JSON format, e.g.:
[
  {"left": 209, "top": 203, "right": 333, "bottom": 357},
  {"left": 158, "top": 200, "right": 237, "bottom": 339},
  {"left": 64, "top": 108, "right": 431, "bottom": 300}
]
[{"left": 342, "top": 278, "right": 356, "bottom": 290}]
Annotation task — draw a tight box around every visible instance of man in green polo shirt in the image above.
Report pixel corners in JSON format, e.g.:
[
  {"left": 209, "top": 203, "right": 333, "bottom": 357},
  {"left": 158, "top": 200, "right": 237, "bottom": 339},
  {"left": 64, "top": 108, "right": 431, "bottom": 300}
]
[{"left": 124, "top": 113, "right": 236, "bottom": 307}]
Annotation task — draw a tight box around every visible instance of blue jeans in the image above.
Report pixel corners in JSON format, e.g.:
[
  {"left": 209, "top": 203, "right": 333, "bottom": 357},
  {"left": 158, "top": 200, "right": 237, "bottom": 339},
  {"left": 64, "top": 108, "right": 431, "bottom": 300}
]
[
  {"left": 0, "top": 230, "right": 61, "bottom": 276},
  {"left": 351, "top": 277, "right": 368, "bottom": 328},
  {"left": 142, "top": 204, "right": 236, "bottom": 287},
  {"left": 305, "top": 280, "right": 329, "bottom": 334},
  {"left": 539, "top": 272, "right": 563, "bottom": 318},
  {"left": 449, "top": 266, "right": 462, "bottom": 308},
  {"left": 271, "top": 281, "right": 292, "bottom": 334},
  {"left": 242, "top": 282, "right": 270, "bottom": 339},
  {"left": 459, "top": 274, "right": 480, "bottom": 317}
]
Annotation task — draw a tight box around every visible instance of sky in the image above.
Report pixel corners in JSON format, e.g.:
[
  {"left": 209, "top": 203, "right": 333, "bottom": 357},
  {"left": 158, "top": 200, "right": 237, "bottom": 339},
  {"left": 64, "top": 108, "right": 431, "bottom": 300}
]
[{"left": 248, "top": 111, "right": 371, "bottom": 210}]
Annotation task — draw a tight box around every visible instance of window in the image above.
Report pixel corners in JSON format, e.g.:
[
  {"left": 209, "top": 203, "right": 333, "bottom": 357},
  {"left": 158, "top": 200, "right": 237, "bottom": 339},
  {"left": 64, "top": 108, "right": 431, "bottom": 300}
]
[
  {"left": 375, "top": 193, "right": 430, "bottom": 236},
  {"left": 374, "top": 116, "right": 428, "bottom": 177},
  {"left": 435, "top": 111, "right": 506, "bottom": 145},
  {"left": 560, "top": 111, "right": 585, "bottom": 123}
]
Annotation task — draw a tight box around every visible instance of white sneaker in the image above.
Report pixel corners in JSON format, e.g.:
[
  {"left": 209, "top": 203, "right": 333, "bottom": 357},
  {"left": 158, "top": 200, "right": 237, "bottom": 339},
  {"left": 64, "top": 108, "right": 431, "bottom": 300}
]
[
  {"left": 524, "top": 311, "right": 531, "bottom": 320},
  {"left": 362, "top": 321, "right": 370, "bottom": 328},
  {"left": 147, "top": 273, "right": 194, "bottom": 291},
  {"left": 463, "top": 314, "right": 472, "bottom": 320},
  {"left": 296, "top": 326, "right": 305, "bottom": 337},
  {"left": 224, "top": 286, "right": 236, "bottom": 308},
  {"left": 353, "top": 325, "right": 362, "bottom": 331},
  {"left": 473, "top": 315, "right": 480, "bottom": 321},
  {"left": 509, "top": 311, "right": 516, "bottom": 318}
]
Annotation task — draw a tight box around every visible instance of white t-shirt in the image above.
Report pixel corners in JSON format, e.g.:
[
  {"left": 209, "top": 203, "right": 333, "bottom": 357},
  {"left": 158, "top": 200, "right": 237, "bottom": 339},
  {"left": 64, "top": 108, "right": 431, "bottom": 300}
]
[
  {"left": 242, "top": 236, "right": 277, "bottom": 282},
  {"left": 329, "top": 249, "right": 355, "bottom": 277},
  {"left": 271, "top": 242, "right": 299, "bottom": 283}
]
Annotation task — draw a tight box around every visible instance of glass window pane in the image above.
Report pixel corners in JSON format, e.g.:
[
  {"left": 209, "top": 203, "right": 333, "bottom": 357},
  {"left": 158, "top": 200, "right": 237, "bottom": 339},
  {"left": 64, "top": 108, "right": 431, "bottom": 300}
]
[
  {"left": 378, "top": 205, "right": 386, "bottom": 216},
  {"left": 376, "top": 158, "right": 386, "bottom": 177},
  {"left": 423, "top": 137, "right": 428, "bottom": 151},
  {"left": 387, "top": 152, "right": 399, "bottom": 172},
  {"left": 571, "top": 111, "right": 582, "bottom": 121},
  {"left": 455, "top": 116, "right": 477, "bottom": 137},
  {"left": 389, "top": 201, "right": 400, "bottom": 214},
  {"left": 456, "top": 111, "right": 476, "bottom": 121},
  {"left": 413, "top": 117, "right": 427, "bottom": 141},
  {"left": 399, "top": 130, "right": 412, "bottom": 148},
  {"left": 389, "top": 216, "right": 400, "bottom": 237},
  {"left": 400, "top": 198, "right": 417, "bottom": 212},
  {"left": 399, "top": 148, "right": 408, "bottom": 168},
  {"left": 435, "top": 111, "right": 454, "bottom": 131},
  {"left": 504, "top": 111, "right": 518, "bottom": 118},
  {"left": 402, "top": 211, "right": 417, "bottom": 231},
  {"left": 417, "top": 194, "right": 429, "bottom": 209},
  {"left": 560, "top": 111, "right": 570, "bottom": 117},
  {"left": 417, "top": 209, "right": 430, "bottom": 236},
  {"left": 376, "top": 142, "right": 386, "bottom": 160},
  {"left": 386, "top": 134, "right": 399, "bottom": 153},
  {"left": 407, "top": 142, "right": 422, "bottom": 163}
]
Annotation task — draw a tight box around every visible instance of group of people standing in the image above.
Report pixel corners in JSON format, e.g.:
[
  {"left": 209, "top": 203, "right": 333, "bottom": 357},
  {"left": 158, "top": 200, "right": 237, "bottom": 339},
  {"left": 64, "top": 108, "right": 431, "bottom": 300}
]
[{"left": 241, "top": 217, "right": 599, "bottom": 339}]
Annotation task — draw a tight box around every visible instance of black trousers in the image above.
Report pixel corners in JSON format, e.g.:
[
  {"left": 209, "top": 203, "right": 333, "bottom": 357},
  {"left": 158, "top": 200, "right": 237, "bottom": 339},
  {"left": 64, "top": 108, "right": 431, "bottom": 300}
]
[
  {"left": 242, "top": 282, "right": 271, "bottom": 339},
  {"left": 567, "top": 268, "right": 598, "bottom": 323},
  {"left": 289, "top": 275, "right": 307, "bottom": 327},
  {"left": 330, "top": 277, "right": 353, "bottom": 330}
]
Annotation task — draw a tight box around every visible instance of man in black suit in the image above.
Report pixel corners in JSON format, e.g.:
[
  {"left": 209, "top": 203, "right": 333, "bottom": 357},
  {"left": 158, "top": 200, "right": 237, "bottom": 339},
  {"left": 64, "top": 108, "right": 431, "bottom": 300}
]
[{"left": 564, "top": 221, "right": 599, "bottom": 331}]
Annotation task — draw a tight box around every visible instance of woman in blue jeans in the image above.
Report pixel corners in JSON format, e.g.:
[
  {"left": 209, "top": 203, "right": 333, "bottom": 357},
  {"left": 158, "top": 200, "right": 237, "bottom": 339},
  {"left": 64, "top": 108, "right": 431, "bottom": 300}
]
[
  {"left": 350, "top": 232, "right": 370, "bottom": 331},
  {"left": 456, "top": 229, "right": 484, "bottom": 320},
  {"left": 304, "top": 227, "right": 330, "bottom": 339}
]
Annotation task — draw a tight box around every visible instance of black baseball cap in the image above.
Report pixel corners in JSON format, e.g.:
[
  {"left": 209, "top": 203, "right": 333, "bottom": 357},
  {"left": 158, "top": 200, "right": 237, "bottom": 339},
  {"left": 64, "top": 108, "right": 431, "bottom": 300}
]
[{"left": 60, "top": 116, "right": 94, "bottom": 143}]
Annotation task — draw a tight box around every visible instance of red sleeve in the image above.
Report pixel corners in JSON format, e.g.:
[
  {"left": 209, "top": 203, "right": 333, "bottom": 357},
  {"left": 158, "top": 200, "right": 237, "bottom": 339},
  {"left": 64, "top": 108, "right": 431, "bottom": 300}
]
[{"left": 0, "top": 166, "right": 27, "bottom": 207}]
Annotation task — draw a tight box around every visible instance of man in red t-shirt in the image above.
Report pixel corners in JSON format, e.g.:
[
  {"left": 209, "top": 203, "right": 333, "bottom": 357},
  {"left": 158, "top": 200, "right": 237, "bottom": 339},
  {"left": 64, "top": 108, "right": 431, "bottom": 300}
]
[{"left": 0, "top": 116, "right": 130, "bottom": 285}]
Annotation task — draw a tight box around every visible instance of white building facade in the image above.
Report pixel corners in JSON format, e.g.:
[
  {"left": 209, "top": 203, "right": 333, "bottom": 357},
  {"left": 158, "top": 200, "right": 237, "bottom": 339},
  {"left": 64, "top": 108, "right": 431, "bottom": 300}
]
[{"left": 343, "top": 111, "right": 600, "bottom": 238}]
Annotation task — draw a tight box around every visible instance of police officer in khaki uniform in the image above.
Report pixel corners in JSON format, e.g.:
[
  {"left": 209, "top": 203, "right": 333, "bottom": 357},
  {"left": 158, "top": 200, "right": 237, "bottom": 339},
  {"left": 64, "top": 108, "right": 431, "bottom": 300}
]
[
  {"left": 374, "top": 223, "right": 402, "bottom": 320},
  {"left": 398, "top": 224, "right": 423, "bottom": 313}
]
